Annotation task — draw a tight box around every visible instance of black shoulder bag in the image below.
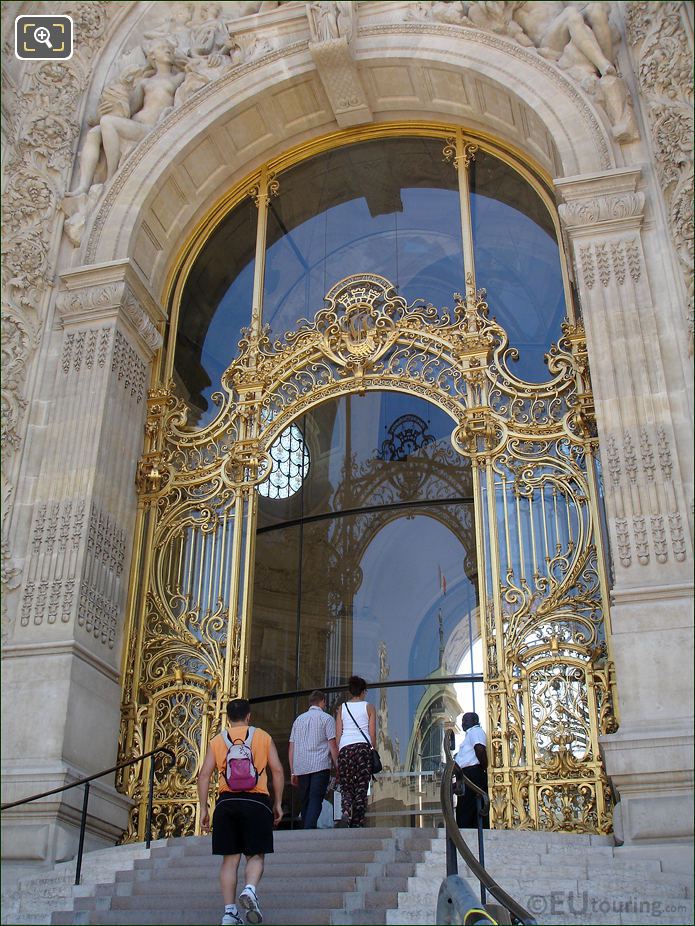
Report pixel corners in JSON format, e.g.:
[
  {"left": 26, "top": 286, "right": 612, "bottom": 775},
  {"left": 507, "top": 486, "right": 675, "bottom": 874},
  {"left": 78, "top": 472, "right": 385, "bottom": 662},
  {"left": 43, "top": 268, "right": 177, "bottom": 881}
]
[{"left": 344, "top": 703, "right": 383, "bottom": 776}]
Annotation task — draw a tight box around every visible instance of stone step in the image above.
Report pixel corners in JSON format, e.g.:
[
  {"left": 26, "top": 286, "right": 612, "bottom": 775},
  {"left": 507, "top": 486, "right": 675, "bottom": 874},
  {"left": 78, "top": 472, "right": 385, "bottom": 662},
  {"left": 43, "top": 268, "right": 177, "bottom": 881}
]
[
  {"left": 387, "top": 897, "right": 693, "bottom": 926},
  {"left": 333, "top": 911, "right": 387, "bottom": 925},
  {"left": 124, "top": 875, "right": 362, "bottom": 895},
  {"left": 422, "top": 849, "right": 665, "bottom": 873},
  {"left": 471, "top": 874, "right": 689, "bottom": 898},
  {"left": 102, "top": 890, "right": 348, "bottom": 911},
  {"left": 40, "top": 826, "right": 693, "bottom": 926},
  {"left": 435, "top": 829, "right": 614, "bottom": 846},
  {"left": 159, "top": 841, "right": 393, "bottom": 859},
  {"left": 163, "top": 831, "right": 426, "bottom": 853},
  {"left": 47, "top": 825, "right": 436, "bottom": 925},
  {"left": 428, "top": 841, "right": 618, "bottom": 857},
  {"left": 54, "top": 910, "right": 363, "bottom": 925},
  {"left": 456, "top": 858, "right": 665, "bottom": 876},
  {"left": 137, "top": 851, "right": 393, "bottom": 871},
  {"left": 118, "top": 861, "right": 374, "bottom": 881}
]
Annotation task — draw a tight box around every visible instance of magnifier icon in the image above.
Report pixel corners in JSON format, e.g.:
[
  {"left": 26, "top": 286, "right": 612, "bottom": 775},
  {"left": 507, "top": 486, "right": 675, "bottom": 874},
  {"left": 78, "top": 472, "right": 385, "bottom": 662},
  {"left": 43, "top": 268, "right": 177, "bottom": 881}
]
[{"left": 34, "top": 25, "right": 53, "bottom": 48}]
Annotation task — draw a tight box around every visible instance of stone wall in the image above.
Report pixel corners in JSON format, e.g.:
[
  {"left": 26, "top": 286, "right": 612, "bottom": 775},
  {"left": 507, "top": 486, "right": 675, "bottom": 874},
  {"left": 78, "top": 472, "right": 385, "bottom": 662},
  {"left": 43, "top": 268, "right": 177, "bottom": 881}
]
[{"left": 1, "top": 1, "right": 692, "bottom": 861}]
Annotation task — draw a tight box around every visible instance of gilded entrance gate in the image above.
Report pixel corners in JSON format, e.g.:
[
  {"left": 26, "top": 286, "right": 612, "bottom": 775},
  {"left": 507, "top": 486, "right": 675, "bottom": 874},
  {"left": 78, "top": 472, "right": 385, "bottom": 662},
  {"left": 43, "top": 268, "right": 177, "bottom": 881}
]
[
  {"left": 119, "top": 264, "right": 617, "bottom": 839},
  {"left": 117, "top": 129, "right": 619, "bottom": 838}
]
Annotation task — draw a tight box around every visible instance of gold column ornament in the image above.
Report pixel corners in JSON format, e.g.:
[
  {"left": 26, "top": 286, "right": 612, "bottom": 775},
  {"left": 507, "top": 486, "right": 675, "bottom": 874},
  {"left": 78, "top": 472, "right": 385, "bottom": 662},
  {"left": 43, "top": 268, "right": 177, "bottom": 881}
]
[{"left": 443, "top": 131, "right": 478, "bottom": 289}]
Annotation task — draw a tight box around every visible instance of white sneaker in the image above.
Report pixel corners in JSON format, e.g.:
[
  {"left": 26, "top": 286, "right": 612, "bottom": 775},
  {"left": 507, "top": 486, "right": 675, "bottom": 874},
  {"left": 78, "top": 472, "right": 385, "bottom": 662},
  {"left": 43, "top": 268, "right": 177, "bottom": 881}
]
[
  {"left": 222, "top": 909, "right": 243, "bottom": 925},
  {"left": 239, "top": 885, "right": 263, "bottom": 924}
]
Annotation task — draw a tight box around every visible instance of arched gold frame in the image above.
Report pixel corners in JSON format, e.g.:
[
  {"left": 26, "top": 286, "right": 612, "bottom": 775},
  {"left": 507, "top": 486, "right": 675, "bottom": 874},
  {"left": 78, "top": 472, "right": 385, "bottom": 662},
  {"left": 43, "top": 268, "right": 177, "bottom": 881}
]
[
  {"left": 120, "top": 126, "right": 617, "bottom": 842},
  {"left": 159, "top": 122, "right": 572, "bottom": 386}
]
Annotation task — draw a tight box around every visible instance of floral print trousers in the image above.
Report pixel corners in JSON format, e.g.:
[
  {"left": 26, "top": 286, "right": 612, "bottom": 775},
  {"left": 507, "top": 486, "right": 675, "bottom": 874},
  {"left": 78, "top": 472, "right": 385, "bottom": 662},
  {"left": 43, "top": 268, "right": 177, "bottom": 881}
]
[{"left": 337, "top": 743, "right": 372, "bottom": 827}]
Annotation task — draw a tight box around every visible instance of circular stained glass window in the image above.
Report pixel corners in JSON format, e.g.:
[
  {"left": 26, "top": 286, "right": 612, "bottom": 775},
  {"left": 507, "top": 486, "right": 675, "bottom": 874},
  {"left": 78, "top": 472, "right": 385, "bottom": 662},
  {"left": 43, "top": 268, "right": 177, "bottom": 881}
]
[{"left": 258, "top": 423, "right": 309, "bottom": 498}]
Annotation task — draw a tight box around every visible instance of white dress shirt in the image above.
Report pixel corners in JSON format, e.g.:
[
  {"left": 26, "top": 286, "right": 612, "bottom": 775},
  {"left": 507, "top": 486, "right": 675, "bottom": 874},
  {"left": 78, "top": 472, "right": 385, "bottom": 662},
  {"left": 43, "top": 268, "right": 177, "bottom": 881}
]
[{"left": 455, "top": 724, "right": 487, "bottom": 768}]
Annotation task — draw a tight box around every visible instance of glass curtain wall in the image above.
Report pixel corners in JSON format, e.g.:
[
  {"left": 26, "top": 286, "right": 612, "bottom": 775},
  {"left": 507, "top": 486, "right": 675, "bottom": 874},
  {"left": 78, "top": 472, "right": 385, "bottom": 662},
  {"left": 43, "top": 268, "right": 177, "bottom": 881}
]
[
  {"left": 171, "top": 132, "right": 570, "bottom": 427},
  {"left": 166, "top": 130, "right": 573, "bottom": 825},
  {"left": 249, "top": 391, "right": 483, "bottom": 825}
]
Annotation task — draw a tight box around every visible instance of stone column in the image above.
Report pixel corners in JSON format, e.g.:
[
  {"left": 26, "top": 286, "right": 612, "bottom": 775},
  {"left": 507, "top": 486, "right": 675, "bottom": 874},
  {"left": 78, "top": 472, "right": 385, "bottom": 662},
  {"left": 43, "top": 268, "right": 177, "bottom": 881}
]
[
  {"left": 557, "top": 168, "right": 694, "bottom": 845},
  {"left": 1, "top": 261, "right": 164, "bottom": 865}
]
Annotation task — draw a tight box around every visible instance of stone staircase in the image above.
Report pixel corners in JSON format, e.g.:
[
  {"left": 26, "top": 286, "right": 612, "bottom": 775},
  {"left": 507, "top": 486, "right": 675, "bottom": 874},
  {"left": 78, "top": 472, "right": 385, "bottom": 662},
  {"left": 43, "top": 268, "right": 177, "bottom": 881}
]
[
  {"left": 2, "top": 827, "right": 692, "bottom": 926},
  {"left": 1, "top": 842, "right": 165, "bottom": 926},
  {"left": 48, "top": 827, "right": 437, "bottom": 925},
  {"left": 389, "top": 829, "right": 694, "bottom": 926}
]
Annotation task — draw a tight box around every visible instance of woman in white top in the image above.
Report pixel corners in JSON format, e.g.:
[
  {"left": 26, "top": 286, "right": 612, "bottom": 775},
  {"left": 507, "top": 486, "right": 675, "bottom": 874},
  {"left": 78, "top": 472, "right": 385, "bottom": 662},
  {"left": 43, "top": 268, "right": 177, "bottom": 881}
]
[{"left": 335, "top": 675, "right": 377, "bottom": 828}]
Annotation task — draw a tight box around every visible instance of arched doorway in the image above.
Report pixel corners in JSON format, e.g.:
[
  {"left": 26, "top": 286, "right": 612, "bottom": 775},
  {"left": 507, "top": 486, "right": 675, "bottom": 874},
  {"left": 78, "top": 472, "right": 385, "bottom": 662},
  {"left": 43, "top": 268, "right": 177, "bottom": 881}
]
[
  {"left": 249, "top": 390, "right": 479, "bottom": 825},
  {"left": 119, "top": 129, "right": 617, "bottom": 840}
]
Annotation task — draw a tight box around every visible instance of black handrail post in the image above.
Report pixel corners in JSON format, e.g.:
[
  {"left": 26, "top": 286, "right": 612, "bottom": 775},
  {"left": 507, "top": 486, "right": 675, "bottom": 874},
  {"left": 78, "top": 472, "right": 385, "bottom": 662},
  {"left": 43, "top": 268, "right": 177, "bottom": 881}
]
[
  {"left": 445, "top": 731, "right": 458, "bottom": 877},
  {"left": 446, "top": 779, "right": 459, "bottom": 877},
  {"left": 75, "top": 781, "right": 90, "bottom": 886},
  {"left": 145, "top": 755, "right": 156, "bottom": 849},
  {"left": 476, "top": 794, "right": 486, "bottom": 905}
]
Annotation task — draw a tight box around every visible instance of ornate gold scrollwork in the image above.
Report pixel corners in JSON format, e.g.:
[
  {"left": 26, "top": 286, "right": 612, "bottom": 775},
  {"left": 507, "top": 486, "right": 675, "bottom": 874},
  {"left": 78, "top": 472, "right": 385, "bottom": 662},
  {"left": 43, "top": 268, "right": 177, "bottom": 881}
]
[
  {"left": 443, "top": 136, "right": 478, "bottom": 169},
  {"left": 119, "top": 273, "right": 616, "bottom": 839}
]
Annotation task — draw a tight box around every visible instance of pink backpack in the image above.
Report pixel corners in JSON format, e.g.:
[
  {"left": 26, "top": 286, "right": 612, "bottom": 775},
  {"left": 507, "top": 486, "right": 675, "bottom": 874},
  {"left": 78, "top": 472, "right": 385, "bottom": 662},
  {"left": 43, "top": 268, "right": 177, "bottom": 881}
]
[{"left": 221, "top": 727, "right": 259, "bottom": 791}]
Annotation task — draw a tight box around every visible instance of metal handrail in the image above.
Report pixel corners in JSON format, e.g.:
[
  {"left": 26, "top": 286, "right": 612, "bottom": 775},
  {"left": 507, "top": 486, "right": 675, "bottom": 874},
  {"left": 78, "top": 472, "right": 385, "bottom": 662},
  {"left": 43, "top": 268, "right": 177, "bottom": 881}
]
[
  {"left": 1, "top": 747, "right": 175, "bottom": 885},
  {"left": 440, "top": 748, "right": 537, "bottom": 925},
  {"left": 249, "top": 673, "right": 483, "bottom": 705},
  {"left": 454, "top": 766, "right": 490, "bottom": 904}
]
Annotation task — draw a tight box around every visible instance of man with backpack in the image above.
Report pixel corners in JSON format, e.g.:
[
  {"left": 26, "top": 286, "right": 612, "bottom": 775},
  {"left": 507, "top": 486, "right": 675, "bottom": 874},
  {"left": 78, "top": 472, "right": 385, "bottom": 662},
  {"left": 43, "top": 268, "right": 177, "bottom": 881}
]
[{"left": 198, "top": 698, "right": 285, "bottom": 926}]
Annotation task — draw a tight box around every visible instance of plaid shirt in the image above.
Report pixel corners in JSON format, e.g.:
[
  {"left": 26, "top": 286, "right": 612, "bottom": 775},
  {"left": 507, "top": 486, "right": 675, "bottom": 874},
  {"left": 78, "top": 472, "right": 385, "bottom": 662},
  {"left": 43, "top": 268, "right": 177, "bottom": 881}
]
[{"left": 289, "top": 706, "right": 336, "bottom": 775}]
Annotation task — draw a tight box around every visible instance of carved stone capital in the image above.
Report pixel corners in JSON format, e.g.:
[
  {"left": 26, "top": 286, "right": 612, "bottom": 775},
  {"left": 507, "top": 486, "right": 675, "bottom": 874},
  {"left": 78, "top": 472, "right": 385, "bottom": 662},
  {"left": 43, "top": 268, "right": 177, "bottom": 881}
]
[
  {"left": 308, "top": 36, "right": 372, "bottom": 128},
  {"left": 556, "top": 168, "right": 645, "bottom": 236},
  {"left": 57, "top": 262, "right": 164, "bottom": 359}
]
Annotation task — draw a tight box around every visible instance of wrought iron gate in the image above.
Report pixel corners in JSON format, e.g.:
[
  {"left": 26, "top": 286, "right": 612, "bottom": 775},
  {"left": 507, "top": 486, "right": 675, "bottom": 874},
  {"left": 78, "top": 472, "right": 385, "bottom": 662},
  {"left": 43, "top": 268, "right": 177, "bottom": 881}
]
[{"left": 118, "top": 270, "right": 617, "bottom": 840}]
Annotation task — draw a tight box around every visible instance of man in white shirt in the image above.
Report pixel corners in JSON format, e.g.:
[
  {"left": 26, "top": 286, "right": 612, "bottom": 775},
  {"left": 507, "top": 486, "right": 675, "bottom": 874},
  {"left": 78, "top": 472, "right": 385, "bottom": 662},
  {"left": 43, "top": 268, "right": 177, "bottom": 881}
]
[
  {"left": 454, "top": 711, "right": 488, "bottom": 829},
  {"left": 289, "top": 691, "right": 339, "bottom": 829}
]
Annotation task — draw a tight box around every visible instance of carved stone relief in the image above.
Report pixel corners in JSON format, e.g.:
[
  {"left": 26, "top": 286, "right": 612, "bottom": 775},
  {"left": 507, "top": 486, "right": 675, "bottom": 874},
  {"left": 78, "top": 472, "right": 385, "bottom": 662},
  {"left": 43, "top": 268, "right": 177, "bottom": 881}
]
[
  {"left": 58, "top": 326, "right": 147, "bottom": 404},
  {"left": 111, "top": 331, "right": 147, "bottom": 405},
  {"left": 15, "top": 311, "right": 147, "bottom": 645},
  {"left": 1, "top": 1, "right": 118, "bottom": 642},
  {"left": 56, "top": 276, "right": 163, "bottom": 358},
  {"left": 603, "top": 426, "right": 687, "bottom": 570},
  {"left": 625, "top": 1, "right": 694, "bottom": 338},
  {"left": 20, "top": 498, "right": 86, "bottom": 631},
  {"left": 62, "top": 1, "right": 293, "bottom": 243},
  {"left": 558, "top": 174, "right": 690, "bottom": 574},
  {"left": 409, "top": 0, "right": 639, "bottom": 143},
  {"left": 19, "top": 497, "right": 125, "bottom": 648},
  {"left": 78, "top": 502, "right": 126, "bottom": 649},
  {"left": 61, "top": 329, "right": 112, "bottom": 375},
  {"left": 575, "top": 238, "right": 643, "bottom": 291},
  {"left": 307, "top": 1, "right": 371, "bottom": 126}
]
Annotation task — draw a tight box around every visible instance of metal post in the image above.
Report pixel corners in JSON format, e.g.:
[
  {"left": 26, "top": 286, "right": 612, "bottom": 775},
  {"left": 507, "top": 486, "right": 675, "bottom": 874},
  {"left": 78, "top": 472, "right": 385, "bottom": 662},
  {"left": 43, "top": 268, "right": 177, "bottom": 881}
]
[
  {"left": 145, "top": 755, "right": 156, "bottom": 849},
  {"left": 445, "top": 730, "right": 458, "bottom": 876},
  {"left": 476, "top": 794, "right": 486, "bottom": 905},
  {"left": 75, "top": 782, "right": 90, "bottom": 886},
  {"left": 446, "top": 830, "right": 459, "bottom": 877}
]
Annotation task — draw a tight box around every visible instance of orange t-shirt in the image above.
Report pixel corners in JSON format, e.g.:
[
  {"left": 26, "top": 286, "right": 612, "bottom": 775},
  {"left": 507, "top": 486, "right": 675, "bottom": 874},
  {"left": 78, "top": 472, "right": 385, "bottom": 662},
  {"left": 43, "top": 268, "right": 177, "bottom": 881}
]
[{"left": 211, "top": 724, "right": 271, "bottom": 796}]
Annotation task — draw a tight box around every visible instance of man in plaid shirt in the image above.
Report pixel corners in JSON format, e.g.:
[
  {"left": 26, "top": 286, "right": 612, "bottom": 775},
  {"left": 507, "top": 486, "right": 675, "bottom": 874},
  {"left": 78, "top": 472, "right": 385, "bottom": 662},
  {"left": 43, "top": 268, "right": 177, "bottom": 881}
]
[{"left": 289, "top": 691, "right": 339, "bottom": 829}]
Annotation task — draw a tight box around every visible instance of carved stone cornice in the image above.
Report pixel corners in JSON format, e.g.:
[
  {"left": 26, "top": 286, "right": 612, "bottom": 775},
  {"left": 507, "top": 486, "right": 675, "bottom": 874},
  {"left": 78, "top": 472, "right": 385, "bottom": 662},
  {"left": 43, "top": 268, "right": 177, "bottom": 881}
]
[
  {"left": 556, "top": 168, "right": 645, "bottom": 236},
  {"left": 57, "top": 262, "right": 164, "bottom": 358}
]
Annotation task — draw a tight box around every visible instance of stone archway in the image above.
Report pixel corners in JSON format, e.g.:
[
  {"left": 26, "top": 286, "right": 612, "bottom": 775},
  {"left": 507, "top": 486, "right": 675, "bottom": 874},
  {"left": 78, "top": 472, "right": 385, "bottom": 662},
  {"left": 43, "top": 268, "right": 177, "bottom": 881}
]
[
  {"left": 3, "top": 3, "right": 692, "bottom": 864},
  {"left": 79, "top": 17, "right": 619, "bottom": 296}
]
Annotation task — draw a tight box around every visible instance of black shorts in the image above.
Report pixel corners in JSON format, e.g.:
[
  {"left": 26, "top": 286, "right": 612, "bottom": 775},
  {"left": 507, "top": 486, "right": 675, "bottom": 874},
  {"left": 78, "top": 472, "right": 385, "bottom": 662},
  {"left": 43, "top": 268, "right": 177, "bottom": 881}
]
[{"left": 212, "top": 792, "right": 274, "bottom": 857}]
